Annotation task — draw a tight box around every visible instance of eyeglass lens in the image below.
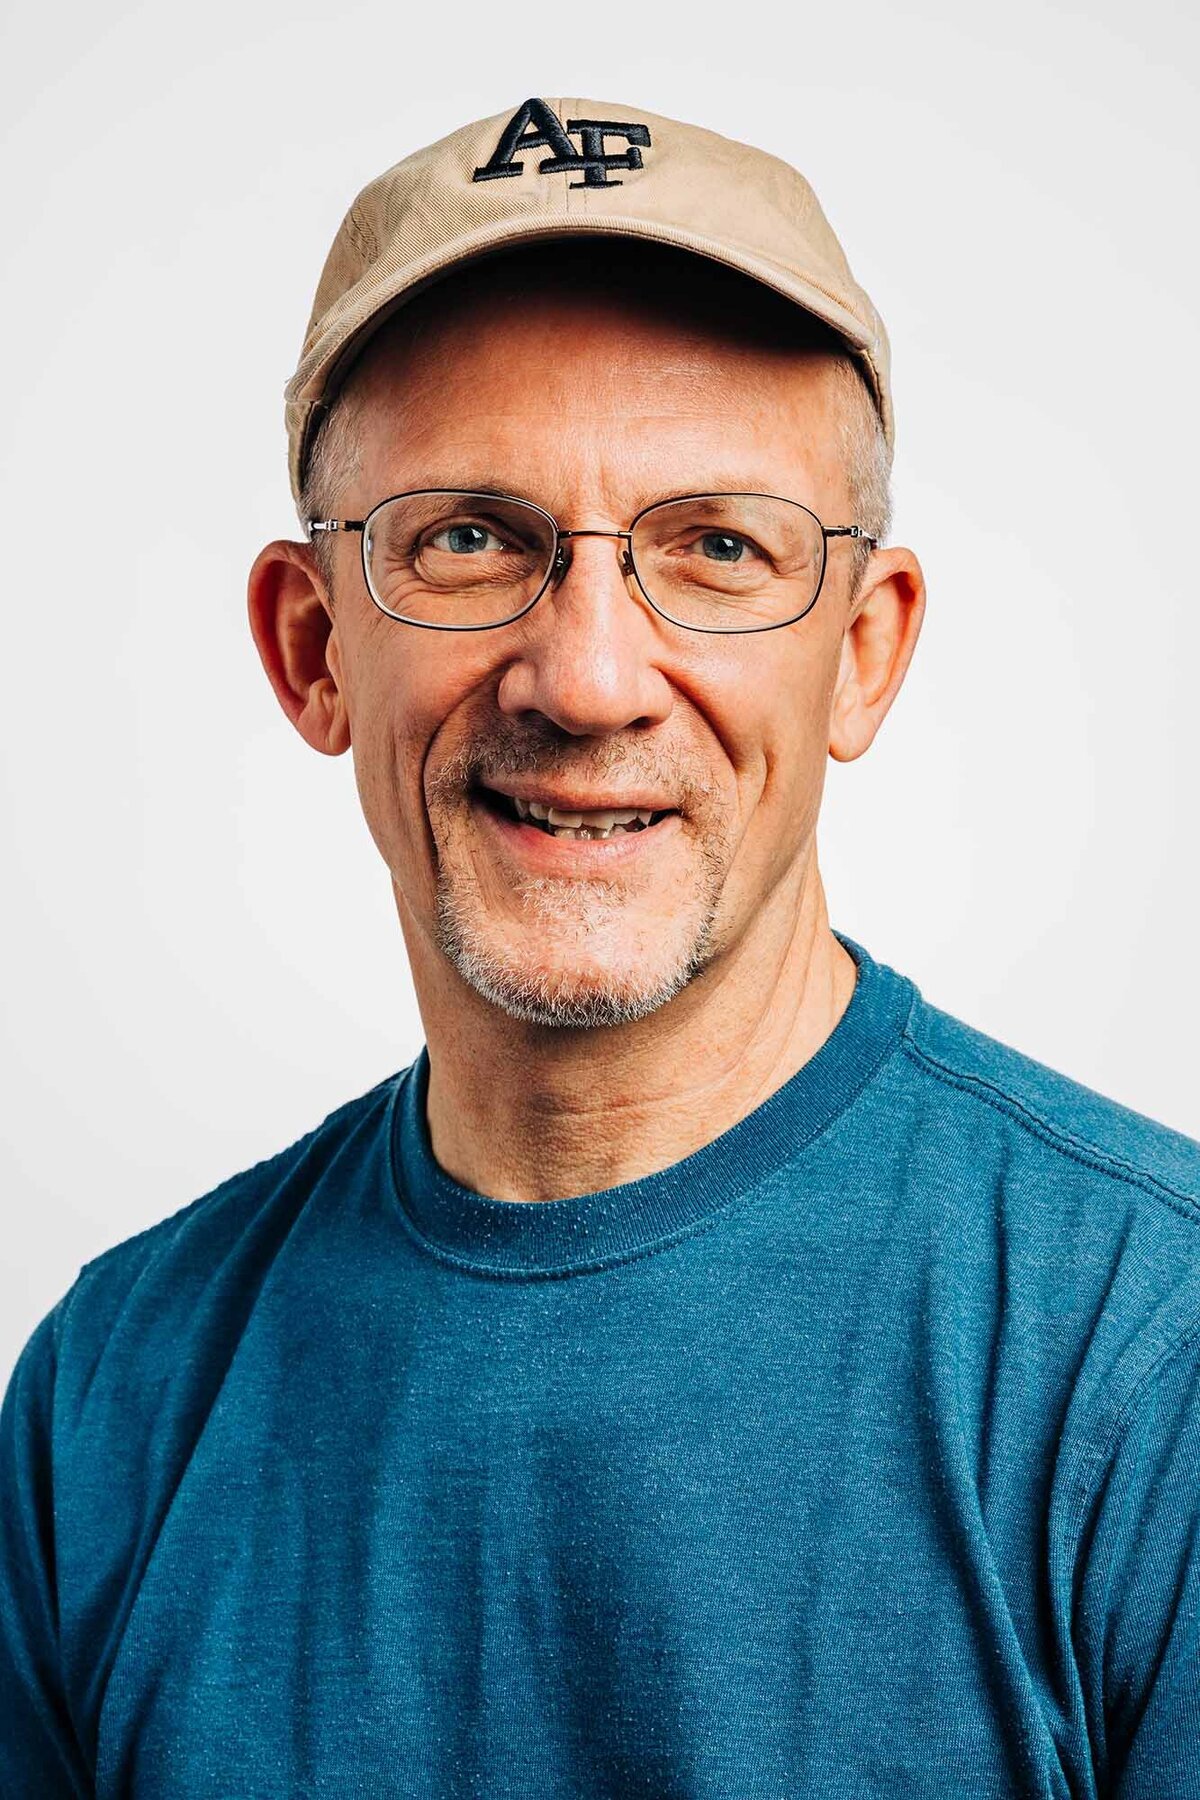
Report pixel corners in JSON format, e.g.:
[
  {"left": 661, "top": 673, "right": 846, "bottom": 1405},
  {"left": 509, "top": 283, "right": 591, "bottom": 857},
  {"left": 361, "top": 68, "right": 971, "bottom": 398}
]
[{"left": 361, "top": 491, "right": 826, "bottom": 631}]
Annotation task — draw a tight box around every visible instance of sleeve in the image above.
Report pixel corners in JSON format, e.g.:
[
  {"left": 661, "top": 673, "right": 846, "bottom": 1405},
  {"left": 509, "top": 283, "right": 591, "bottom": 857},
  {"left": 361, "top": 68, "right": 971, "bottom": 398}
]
[
  {"left": 1078, "top": 1327, "right": 1200, "bottom": 1798},
  {"left": 0, "top": 1299, "right": 93, "bottom": 1798}
]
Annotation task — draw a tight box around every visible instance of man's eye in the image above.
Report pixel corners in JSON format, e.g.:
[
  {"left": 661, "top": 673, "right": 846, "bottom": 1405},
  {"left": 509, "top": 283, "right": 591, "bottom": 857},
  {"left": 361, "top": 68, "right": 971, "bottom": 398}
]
[
  {"left": 677, "top": 530, "right": 765, "bottom": 565},
  {"left": 428, "top": 522, "right": 507, "bottom": 554},
  {"left": 697, "top": 531, "right": 751, "bottom": 563}
]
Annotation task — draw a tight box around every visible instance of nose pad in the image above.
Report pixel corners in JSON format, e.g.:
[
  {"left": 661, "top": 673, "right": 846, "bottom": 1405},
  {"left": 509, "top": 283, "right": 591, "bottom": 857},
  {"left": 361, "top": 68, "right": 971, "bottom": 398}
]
[{"left": 548, "top": 537, "right": 636, "bottom": 591}]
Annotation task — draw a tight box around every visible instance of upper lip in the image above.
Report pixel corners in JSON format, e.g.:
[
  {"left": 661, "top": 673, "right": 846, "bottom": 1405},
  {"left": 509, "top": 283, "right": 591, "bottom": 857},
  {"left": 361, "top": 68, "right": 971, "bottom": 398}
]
[{"left": 478, "top": 780, "right": 679, "bottom": 813}]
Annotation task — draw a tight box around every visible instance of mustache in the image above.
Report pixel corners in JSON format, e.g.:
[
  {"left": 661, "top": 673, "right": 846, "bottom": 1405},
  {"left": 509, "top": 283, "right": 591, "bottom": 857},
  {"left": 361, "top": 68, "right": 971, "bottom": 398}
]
[{"left": 426, "top": 719, "right": 714, "bottom": 812}]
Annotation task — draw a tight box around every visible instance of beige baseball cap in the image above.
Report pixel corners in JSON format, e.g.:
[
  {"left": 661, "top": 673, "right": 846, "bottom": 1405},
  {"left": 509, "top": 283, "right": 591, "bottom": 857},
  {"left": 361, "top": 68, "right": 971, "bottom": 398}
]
[{"left": 284, "top": 96, "right": 892, "bottom": 506}]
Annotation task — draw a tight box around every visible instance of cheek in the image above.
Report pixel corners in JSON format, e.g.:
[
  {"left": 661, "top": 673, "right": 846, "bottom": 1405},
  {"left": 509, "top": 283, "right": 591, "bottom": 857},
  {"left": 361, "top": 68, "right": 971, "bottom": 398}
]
[
  {"left": 699, "top": 641, "right": 842, "bottom": 915},
  {"left": 338, "top": 635, "right": 444, "bottom": 894},
  {"left": 338, "top": 625, "right": 509, "bottom": 906},
  {"left": 681, "top": 636, "right": 839, "bottom": 822}
]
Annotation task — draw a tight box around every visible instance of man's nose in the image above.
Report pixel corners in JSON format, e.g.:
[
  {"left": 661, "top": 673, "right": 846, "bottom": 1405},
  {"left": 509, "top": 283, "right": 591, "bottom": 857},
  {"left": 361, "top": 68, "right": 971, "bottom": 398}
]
[{"left": 494, "top": 535, "right": 675, "bottom": 737}]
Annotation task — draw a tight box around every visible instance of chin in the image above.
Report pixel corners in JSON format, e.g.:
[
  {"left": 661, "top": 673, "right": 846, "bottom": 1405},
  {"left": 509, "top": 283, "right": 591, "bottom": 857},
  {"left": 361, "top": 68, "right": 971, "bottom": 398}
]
[{"left": 434, "top": 885, "right": 715, "bottom": 1030}]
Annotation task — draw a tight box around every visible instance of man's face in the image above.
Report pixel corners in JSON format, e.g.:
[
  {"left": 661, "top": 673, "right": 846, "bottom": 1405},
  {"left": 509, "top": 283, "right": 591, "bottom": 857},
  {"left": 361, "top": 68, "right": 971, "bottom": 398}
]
[{"left": 316, "top": 272, "right": 867, "bottom": 1029}]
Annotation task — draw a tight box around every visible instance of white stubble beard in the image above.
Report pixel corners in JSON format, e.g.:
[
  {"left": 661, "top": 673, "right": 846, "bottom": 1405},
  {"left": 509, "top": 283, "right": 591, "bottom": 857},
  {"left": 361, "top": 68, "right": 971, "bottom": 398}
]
[{"left": 434, "top": 834, "right": 729, "bottom": 1030}]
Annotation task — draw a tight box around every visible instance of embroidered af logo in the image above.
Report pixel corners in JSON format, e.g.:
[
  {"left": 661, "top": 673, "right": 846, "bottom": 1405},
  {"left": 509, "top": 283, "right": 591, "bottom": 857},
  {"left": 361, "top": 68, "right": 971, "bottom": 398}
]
[{"left": 473, "top": 97, "right": 652, "bottom": 190}]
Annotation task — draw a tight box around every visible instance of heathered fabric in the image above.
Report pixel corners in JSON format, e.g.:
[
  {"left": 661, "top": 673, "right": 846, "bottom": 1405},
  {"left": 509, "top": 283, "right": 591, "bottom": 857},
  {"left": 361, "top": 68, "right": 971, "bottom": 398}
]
[{"left": 2, "top": 935, "right": 1199, "bottom": 1798}]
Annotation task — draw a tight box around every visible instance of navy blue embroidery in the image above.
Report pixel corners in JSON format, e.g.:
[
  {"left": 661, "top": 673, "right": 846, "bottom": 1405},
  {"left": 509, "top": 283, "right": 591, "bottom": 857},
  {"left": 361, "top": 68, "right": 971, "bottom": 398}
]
[{"left": 473, "top": 99, "right": 652, "bottom": 189}]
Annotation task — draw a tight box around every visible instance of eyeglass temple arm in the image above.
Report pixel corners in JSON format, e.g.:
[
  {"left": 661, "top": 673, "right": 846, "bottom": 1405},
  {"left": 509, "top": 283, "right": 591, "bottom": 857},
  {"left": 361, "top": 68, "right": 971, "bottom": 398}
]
[
  {"left": 308, "top": 519, "right": 366, "bottom": 538},
  {"left": 824, "top": 525, "right": 878, "bottom": 546}
]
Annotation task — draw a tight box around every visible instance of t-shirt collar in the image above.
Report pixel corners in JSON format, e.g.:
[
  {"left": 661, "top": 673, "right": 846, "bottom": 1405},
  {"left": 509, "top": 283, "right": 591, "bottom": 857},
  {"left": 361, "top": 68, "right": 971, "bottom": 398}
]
[{"left": 388, "top": 932, "right": 914, "bottom": 1276}]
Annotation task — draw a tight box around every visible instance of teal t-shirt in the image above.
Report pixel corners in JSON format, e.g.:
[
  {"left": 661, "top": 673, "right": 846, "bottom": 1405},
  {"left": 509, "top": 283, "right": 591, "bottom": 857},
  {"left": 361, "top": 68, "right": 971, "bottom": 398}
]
[{"left": 3, "top": 936, "right": 1199, "bottom": 1797}]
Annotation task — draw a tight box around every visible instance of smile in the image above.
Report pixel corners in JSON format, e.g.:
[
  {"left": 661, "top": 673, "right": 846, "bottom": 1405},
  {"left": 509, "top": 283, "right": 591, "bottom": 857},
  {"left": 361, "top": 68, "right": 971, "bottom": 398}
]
[{"left": 477, "top": 786, "right": 677, "bottom": 842}]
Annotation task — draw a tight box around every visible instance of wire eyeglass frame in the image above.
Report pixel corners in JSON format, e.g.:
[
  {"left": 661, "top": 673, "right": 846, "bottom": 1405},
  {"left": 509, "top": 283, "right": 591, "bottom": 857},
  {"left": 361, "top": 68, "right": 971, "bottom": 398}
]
[{"left": 307, "top": 489, "right": 879, "bottom": 635}]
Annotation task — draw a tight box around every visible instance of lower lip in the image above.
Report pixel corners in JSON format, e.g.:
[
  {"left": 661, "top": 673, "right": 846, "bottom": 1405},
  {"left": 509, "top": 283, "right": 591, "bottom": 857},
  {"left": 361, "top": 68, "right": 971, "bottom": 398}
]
[{"left": 472, "top": 798, "right": 682, "bottom": 869}]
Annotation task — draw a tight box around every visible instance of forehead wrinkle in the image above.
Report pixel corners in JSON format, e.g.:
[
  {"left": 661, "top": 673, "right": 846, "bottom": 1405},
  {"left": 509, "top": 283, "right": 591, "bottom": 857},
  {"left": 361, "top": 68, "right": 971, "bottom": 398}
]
[
  {"left": 353, "top": 476, "right": 830, "bottom": 536},
  {"left": 355, "top": 353, "right": 842, "bottom": 520},
  {"left": 360, "top": 428, "right": 830, "bottom": 523},
  {"left": 375, "top": 364, "right": 815, "bottom": 429},
  {"left": 362, "top": 382, "right": 814, "bottom": 471}
]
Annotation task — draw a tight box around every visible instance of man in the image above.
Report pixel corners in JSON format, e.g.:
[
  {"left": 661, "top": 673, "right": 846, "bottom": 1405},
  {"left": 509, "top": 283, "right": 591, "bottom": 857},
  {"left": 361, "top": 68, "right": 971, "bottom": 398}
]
[{"left": 2, "top": 95, "right": 1197, "bottom": 1798}]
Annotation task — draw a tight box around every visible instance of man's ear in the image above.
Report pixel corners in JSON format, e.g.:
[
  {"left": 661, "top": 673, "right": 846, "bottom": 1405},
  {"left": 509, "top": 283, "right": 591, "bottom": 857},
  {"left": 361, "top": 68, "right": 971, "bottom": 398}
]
[
  {"left": 247, "top": 540, "right": 351, "bottom": 756},
  {"left": 828, "top": 547, "right": 926, "bottom": 763}
]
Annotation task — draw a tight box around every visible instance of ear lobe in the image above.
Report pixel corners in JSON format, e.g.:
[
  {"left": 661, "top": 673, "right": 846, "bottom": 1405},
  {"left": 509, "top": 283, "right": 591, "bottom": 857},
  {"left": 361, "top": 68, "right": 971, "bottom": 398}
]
[
  {"left": 828, "top": 547, "right": 926, "bottom": 764},
  {"left": 247, "top": 540, "right": 351, "bottom": 756}
]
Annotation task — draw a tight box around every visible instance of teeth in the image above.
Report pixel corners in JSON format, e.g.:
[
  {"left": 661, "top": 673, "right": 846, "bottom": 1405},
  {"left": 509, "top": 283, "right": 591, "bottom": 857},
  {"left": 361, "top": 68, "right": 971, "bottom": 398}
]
[
  {"left": 544, "top": 806, "right": 654, "bottom": 829},
  {"left": 501, "top": 793, "right": 667, "bottom": 838},
  {"left": 550, "top": 822, "right": 635, "bottom": 839}
]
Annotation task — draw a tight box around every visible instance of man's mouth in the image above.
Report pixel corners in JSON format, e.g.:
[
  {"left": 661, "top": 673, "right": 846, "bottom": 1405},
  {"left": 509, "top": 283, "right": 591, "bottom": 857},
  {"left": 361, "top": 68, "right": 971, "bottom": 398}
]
[{"left": 476, "top": 786, "right": 676, "bottom": 842}]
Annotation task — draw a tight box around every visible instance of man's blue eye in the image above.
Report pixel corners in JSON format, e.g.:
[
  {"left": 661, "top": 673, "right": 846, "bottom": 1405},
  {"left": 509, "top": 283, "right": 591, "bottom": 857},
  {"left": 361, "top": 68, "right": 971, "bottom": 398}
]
[
  {"left": 700, "top": 532, "right": 747, "bottom": 563},
  {"left": 441, "top": 524, "right": 493, "bottom": 554}
]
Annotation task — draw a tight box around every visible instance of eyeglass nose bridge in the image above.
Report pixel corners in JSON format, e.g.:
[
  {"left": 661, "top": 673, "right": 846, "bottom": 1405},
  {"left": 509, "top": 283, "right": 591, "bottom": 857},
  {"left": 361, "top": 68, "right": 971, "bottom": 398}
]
[{"left": 551, "top": 527, "right": 636, "bottom": 587}]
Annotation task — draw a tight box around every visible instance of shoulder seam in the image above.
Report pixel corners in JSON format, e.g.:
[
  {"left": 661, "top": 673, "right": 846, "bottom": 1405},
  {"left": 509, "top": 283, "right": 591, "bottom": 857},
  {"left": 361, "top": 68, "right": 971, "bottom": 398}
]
[{"left": 899, "top": 1032, "right": 1200, "bottom": 1231}]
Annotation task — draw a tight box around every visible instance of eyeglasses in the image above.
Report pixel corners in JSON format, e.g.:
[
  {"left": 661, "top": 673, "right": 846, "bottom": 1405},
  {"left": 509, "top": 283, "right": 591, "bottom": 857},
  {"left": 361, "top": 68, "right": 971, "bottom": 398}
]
[{"left": 307, "top": 490, "right": 878, "bottom": 635}]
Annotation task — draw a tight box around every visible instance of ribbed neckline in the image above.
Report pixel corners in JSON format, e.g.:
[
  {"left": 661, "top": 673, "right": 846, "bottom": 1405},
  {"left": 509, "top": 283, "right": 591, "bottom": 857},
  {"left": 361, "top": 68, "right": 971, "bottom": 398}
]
[{"left": 387, "top": 932, "right": 915, "bottom": 1277}]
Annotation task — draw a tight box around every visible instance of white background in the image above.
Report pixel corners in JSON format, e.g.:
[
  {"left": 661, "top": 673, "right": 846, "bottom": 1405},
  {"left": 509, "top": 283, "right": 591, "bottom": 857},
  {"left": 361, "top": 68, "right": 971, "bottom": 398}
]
[{"left": 2, "top": 0, "right": 1197, "bottom": 1381}]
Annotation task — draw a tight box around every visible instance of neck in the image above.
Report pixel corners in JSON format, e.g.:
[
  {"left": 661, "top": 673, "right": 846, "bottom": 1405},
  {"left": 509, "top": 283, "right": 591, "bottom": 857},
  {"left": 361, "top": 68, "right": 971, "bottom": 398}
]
[{"left": 401, "top": 860, "right": 856, "bottom": 1204}]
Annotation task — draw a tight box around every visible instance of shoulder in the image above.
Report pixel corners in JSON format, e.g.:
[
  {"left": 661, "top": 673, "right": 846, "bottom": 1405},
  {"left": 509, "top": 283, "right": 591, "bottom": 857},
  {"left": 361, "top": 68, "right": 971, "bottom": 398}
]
[
  {"left": 0, "top": 1066, "right": 410, "bottom": 1774},
  {"left": 32, "top": 1071, "right": 406, "bottom": 1409},
  {"left": 867, "top": 970, "right": 1200, "bottom": 1495},
  {"left": 896, "top": 986, "right": 1200, "bottom": 1227},
  {"left": 889, "top": 983, "right": 1200, "bottom": 1452}
]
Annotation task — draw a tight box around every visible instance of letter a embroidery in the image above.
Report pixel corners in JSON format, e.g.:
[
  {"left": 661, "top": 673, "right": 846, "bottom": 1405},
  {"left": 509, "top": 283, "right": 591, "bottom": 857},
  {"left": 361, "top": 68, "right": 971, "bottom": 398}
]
[{"left": 473, "top": 98, "right": 652, "bottom": 189}]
